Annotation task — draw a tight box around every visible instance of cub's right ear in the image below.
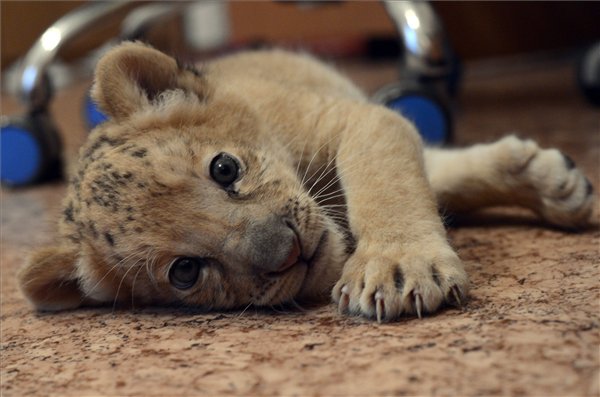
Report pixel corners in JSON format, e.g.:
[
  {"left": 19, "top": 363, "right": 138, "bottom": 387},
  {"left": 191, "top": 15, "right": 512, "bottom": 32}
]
[
  {"left": 91, "top": 41, "right": 209, "bottom": 120},
  {"left": 18, "top": 246, "right": 85, "bottom": 311}
]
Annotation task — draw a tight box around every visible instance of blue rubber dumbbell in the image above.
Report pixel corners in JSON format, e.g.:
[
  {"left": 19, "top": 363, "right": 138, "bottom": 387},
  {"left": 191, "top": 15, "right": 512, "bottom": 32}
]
[
  {"left": 373, "top": 82, "right": 453, "bottom": 145},
  {"left": 83, "top": 92, "right": 108, "bottom": 130},
  {"left": 1, "top": 112, "right": 63, "bottom": 187}
]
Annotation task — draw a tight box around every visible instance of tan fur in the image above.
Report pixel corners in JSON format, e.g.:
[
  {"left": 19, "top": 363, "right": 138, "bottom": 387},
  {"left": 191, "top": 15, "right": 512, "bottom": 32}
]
[{"left": 18, "top": 42, "right": 596, "bottom": 321}]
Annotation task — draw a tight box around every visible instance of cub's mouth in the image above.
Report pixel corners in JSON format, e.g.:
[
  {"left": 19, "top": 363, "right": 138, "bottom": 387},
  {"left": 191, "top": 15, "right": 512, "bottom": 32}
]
[
  {"left": 260, "top": 230, "right": 329, "bottom": 305},
  {"left": 267, "top": 230, "right": 328, "bottom": 278},
  {"left": 266, "top": 234, "right": 302, "bottom": 278}
]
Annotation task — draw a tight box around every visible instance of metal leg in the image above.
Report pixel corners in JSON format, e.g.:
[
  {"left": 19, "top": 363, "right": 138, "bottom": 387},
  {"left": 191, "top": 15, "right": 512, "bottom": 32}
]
[{"left": 376, "top": 0, "right": 459, "bottom": 144}]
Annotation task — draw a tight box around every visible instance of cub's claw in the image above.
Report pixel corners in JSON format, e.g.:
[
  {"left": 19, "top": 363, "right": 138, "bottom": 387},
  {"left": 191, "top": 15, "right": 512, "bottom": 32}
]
[
  {"left": 375, "top": 290, "right": 385, "bottom": 324},
  {"left": 450, "top": 285, "right": 462, "bottom": 307},
  {"left": 413, "top": 291, "right": 423, "bottom": 319},
  {"left": 338, "top": 285, "right": 349, "bottom": 314}
]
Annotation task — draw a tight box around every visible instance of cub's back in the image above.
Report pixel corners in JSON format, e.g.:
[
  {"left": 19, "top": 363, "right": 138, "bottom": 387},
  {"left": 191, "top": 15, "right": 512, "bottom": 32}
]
[{"left": 209, "top": 49, "right": 366, "bottom": 101}]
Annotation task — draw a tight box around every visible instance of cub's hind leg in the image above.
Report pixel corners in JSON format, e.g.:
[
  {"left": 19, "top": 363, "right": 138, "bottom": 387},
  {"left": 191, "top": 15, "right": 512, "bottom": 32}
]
[{"left": 424, "top": 135, "right": 596, "bottom": 228}]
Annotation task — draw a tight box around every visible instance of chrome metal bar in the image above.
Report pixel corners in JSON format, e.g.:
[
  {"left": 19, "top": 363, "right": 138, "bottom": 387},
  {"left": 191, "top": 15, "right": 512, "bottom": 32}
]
[
  {"left": 18, "top": 1, "right": 186, "bottom": 109},
  {"left": 18, "top": 2, "right": 134, "bottom": 108},
  {"left": 120, "top": 3, "right": 182, "bottom": 41},
  {"left": 382, "top": 0, "right": 452, "bottom": 78}
]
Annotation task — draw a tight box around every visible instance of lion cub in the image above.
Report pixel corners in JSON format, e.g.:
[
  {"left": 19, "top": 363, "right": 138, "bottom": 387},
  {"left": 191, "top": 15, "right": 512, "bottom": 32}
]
[{"left": 18, "top": 42, "right": 596, "bottom": 322}]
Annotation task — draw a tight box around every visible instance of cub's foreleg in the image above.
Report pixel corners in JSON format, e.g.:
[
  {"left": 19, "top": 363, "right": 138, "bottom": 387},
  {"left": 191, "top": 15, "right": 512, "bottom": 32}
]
[
  {"left": 424, "top": 135, "right": 596, "bottom": 228},
  {"left": 326, "top": 102, "right": 469, "bottom": 322}
]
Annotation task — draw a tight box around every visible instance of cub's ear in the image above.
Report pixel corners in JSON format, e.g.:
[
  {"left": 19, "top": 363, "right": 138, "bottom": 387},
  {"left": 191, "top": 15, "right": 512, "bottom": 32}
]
[
  {"left": 91, "top": 41, "right": 209, "bottom": 120},
  {"left": 18, "top": 246, "right": 85, "bottom": 311}
]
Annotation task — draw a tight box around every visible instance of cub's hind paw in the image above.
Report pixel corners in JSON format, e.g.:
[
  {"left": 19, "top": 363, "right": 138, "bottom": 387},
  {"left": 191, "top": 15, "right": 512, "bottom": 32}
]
[
  {"left": 332, "top": 244, "right": 469, "bottom": 323},
  {"left": 498, "top": 136, "right": 596, "bottom": 228}
]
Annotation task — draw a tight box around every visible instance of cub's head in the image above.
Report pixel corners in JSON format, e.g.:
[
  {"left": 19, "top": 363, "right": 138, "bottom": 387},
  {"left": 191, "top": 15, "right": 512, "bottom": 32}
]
[{"left": 18, "top": 42, "right": 347, "bottom": 312}]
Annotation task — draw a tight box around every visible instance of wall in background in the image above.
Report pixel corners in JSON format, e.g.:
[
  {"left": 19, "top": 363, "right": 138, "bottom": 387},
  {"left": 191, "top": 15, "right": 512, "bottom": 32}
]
[
  {"left": 435, "top": 1, "right": 600, "bottom": 59},
  {"left": 2, "top": 1, "right": 600, "bottom": 69}
]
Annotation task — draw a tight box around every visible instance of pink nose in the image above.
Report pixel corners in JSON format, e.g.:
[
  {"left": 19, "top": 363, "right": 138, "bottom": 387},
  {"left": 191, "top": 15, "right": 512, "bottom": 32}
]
[{"left": 277, "top": 236, "right": 301, "bottom": 273}]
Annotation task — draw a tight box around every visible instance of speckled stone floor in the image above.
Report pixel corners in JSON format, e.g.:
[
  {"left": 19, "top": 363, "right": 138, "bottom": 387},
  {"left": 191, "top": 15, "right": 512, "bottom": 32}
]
[{"left": 1, "top": 54, "right": 599, "bottom": 396}]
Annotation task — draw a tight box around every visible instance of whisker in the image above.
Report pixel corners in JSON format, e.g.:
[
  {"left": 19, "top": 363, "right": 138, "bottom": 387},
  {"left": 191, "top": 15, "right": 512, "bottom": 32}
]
[
  {"left": 295, "top": 135, "right": 310, "bottom": 178},
  {"left": 311, "top": 160, "right": 365, "bottom": 200},
  {"left": 82, "top": 248, "right": 148, "bottom": 301},
  {"left": 130, "top": 263, "right": 145, "bottom": 310},
  {"left": 304, "top": 147, "right": 340, "bottom": 191},
  {"left": 111, "top": 257, "right": 143, "bottom": 313},
  {"left": 237, "top": 302, "right": 253, "bottom": 318}
]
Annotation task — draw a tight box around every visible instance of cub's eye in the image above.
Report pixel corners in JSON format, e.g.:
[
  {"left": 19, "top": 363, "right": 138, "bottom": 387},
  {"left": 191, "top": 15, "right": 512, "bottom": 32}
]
[
  {"left": 210, "top": 153, "right": 240, "bottom": 188},
  {"left": 169, "top": 257, "right": 203, "bottom": 290}
]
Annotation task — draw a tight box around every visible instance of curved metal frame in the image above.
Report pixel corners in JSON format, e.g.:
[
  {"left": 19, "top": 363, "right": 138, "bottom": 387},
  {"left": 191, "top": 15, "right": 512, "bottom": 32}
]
[
  {"left": 382, "top": 0, "right": 453, "bottom": 79},
  {"left": 16, "top": 1, "right": 453, "bottom": 109},
  {"left": 17, "top": 1, "right": 183, "bottom": 109}
]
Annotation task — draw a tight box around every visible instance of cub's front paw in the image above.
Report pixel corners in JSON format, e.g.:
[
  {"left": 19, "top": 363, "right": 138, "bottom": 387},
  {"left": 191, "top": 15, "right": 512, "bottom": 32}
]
[{"left": 332, "top": 243, "right": 469, "bottom": 322}]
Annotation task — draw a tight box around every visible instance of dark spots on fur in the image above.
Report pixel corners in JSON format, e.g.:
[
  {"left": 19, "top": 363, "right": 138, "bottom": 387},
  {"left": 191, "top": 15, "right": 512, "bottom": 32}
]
[
  {"left": 63, "top": 202, "right": 75, "bottom": 223},
  {"left": 343, "top": 231, "right": 356, "bottom": 255},
  {"left": 253, "top": 278, "right": 276, "bottom": 301},
  {"left": 134, "top": 227, "right": 144, "bottom": 233},
  {"left": 104, "top": 232, "right": 115, "bottom": 246},
  {"left": 127, "top": 215, "right": 135, "bottom": 221},
  {"left": 562, "top": 153, "right": 576, "bottom": 170},
  {"left": 89, "top": 169, "right": 138, "bottom": 212},
  {"left": 118, "top": 225, "right": 126, "bottom": 234},
  {"left": 83, "top": 135, "right": 126, "bottom": 160},
  {"left": 586, "top": 178, "right": 594, "bottom": 196},
  {"left": 394, "top": 268, "right": 405, "bottom": 293},
  {"left": 88, "top": 222, "right": 99, "bottom": 239},
  {"left": 119, "top": 144, "right": 137, "bottom": 153},
  {"left": 126, "top": 206, "right": 134, "bottom": 212},
  {"left": 559, "top": 180, "right": 568, "bottom": 192},
  {"left": 137, "top": 182, "right": 147, "bottom": 189},
  {"left": 110, "top": 171, "right": 133, "bottom": 185},
  {"left": 285, "top": 198, "right": 293, "bottom": 212},
  {"left": 431, "top": 265, "right": 442, "bottom": 288},
  {"left": 131, "top": 148, "right": 147, "bottom": 158},
  {"left": 91, "top": 174, "right": 121, "bottom": 212},
  {"left": 75, "top": 221, "right": 85, "bottom": 236}
]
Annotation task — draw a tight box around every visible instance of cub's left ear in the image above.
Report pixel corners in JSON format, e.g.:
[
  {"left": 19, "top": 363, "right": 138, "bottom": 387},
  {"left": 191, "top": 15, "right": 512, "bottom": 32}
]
[
  {"left": 91, "top": 41, "right": 209, "bottom": 120},
  {"left": 18, "top": 246, "right": 86, "bottom": 311}
]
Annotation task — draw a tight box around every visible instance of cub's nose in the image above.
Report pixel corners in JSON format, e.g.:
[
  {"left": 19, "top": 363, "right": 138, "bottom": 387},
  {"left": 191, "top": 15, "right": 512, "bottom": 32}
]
[{"left": 243, "top": 216, "right": 302, "bottom": 275}]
